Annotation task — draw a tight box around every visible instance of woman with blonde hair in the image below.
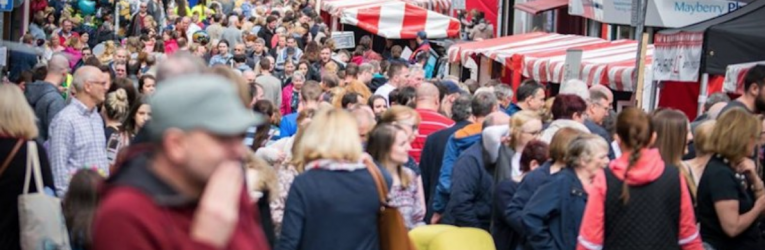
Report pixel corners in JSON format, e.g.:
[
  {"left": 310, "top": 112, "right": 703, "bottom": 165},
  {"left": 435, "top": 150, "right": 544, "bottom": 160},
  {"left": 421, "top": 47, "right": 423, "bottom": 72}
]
[
  {"left": 64, "top": 36, "right": 85, "bottom": 68},
  {"left": 696, "top": 109, "right": 765, "bottom": 249},
  {"left": 0, "top": 85, "right": 57, "bottom": 250},
  {"left": 344, "top": 80, "right": 373, "bottom": 103},
  {"left": 506, "top": 110, "right": 544, "bottom": 180},
  {"left": 276, "top": 109, "right": 390, "bottom": 250},
  {"left": 683, "top": 120, "right": 715, "bottom": 200}
]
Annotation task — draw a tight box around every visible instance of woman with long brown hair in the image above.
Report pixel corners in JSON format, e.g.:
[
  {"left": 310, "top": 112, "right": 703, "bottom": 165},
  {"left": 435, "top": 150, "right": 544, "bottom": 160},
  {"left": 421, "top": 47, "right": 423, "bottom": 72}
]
[
  {"left": 64, "top": 169, "right": 105, "bottom": 250},
  {"left": 652, "top": 109, "right": 696, "bottom": 197},
  {"left": 577, "top": 108, "right": 701, "bottom": 250},
  {"left": 696, "top": 109, "right": 765, "bottom": 249}
]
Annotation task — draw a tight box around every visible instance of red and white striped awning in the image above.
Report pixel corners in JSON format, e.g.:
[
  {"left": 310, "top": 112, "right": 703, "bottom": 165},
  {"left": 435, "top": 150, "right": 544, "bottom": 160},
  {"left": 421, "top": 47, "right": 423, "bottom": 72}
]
[
  {"left": 339, "top": 1, "right": 460, "bottom": 39},
  {"left": 522, "top": 40, "right": 654, "bottom": 91},
  {"left": 322, "top": 0, "right": 398, "bottom": 16},
  {"left": 447, "top": 32, "right": 654, "bottom": 91},
  {"left": 723, "top": 61, "right": 765, "bottom": 94},
  {"left": 402, "top": 0, "right": 451, "bottom": 14}
]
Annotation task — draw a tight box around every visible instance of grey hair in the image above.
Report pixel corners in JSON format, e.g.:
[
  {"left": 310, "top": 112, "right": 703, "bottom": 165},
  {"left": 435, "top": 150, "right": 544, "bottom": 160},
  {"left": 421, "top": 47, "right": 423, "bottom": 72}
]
[
  {"left": 368, "top": 61, "right": 381, "bottom": 73},
  {"left": 156, "top": 51, "right": 207, "bottom": 82},
  {"left": 409, "top": 65, "right": 425, "bottom": 77},
  {"left": 705, "top": 92, "right": 730, "bottom": 111},
  {"left": 565, "top": 134, "right": 609, "bottom": 168},
  {"left": 559, "top": 79, "right": 590, "bottom": 101},
  {"left": 451, "top": 92, "right": 472, "bottom": 122},
  {"left": 494, "top": 84, "right": 514, "bottom": 101},
  {"left": 72, "top": 66, "right": 102, "bottom": 92},
  {"left": 359, "top": 63, "right": 374, "bottom": 74},
  {"left": 471, "top": 91, "right": 498, "bottom": 117},
  {"left": 292, "top": 71, "right": 306, "bottom": 82}
]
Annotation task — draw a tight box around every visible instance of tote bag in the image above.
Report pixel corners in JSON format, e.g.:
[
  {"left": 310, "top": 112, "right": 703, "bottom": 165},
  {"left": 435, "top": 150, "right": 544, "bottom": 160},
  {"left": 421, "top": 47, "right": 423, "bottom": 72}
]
[{"left": 18, "top": 141, "right": 72, "bottom": 250}]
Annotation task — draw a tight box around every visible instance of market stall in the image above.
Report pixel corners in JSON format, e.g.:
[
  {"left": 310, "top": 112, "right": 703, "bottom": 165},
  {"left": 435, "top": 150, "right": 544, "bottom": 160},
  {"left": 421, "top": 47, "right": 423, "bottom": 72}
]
[
  {"left": 723, "top": 61, "right": 765, "bottom": 94},
  {"left": 339, "top": 1, "right": 460, "bottom": 39}
]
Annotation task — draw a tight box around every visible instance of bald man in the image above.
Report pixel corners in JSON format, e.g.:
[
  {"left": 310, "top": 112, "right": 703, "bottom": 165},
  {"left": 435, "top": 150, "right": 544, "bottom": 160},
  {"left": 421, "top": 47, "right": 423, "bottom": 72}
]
[
  {"left": 49, "top": 66, "right": 110, "bottom": 195},
  {"left": 412, "top": 83, "right": 455, "bottom": 163},
  {"left": 25, "top": 54, "right": 71, "bottom": 141}
]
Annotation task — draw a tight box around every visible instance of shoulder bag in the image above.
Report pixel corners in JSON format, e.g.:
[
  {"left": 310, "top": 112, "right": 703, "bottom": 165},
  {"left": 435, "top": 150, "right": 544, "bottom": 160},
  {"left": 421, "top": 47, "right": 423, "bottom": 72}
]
[
  {"left": 365, "top": 161, "right": 417, "bottom": 250},
  {"left": 18, "top": 141, "right": 72, "bottom": 250}
]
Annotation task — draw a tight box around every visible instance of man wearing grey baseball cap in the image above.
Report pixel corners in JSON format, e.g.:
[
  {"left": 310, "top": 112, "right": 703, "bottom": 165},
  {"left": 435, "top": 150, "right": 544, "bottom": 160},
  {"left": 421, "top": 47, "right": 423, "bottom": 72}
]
[{"left": 93, "top": 75, "right": 269, "bottom": 250}]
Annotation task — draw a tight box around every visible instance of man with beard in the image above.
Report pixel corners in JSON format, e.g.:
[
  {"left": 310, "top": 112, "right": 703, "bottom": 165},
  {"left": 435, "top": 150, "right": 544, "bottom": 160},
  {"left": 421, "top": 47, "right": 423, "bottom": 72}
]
[
  {"left": 57, "top": 19, "right": 79, "bottom": 46},
  {"left": 233, "top": 43, "right": 255, "bottom": 69},
  {"left": 721, "top": 65, "right": 765, "bottom": 115}
]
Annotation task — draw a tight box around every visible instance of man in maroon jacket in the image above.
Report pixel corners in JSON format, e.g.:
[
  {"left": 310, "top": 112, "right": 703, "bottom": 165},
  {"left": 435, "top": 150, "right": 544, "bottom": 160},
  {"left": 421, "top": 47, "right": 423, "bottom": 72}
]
[{"left": 93, "top": 75, "right": 268, "bottom": 250}]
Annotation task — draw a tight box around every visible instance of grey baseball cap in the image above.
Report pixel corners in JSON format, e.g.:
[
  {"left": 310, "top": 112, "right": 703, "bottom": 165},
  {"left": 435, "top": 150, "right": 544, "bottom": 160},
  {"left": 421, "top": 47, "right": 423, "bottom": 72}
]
[{"left": 147, "top": 75, "right": 264, "bottom": 139}]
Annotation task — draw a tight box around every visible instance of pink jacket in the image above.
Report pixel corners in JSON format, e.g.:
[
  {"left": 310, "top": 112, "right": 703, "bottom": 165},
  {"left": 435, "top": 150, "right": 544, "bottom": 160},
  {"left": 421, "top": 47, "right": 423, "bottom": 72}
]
[
  {"left": 576, "top": 148, "right": 702, "bottom": 250},
  {"left": 280, "top": 84, "right": 295, "bottom": 115},
  {"left": 164, "top": 39, "right": 179, "bottom": 55}
]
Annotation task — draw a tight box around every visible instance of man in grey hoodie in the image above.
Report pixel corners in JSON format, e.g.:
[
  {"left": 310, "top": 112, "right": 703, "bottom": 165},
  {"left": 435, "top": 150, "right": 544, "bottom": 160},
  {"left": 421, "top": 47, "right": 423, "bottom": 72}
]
[{"left": 24, "top": 54, "right": 70, "bottom": 142}]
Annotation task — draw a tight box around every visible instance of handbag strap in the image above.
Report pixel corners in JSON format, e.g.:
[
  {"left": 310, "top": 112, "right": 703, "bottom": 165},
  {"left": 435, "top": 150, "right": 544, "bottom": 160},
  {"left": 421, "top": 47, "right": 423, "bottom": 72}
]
[
  {"left": 364, "top": 159, "right": 389, "bottom": 204},
  {"left": 23, "top": 141, "right": 44, "bottom": 194},
  {"left": 0, "top": 139, "right": 24, "bottom": 177}
]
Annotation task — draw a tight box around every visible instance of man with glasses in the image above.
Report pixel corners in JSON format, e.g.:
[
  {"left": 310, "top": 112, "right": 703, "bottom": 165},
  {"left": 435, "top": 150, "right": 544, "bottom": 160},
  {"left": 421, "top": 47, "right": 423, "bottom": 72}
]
[
  {"left": 49, "top": 66, "right": 110, "bottom": 196},
  {"left": 586, "top": 86, "right": 615, "bottom": 158}
]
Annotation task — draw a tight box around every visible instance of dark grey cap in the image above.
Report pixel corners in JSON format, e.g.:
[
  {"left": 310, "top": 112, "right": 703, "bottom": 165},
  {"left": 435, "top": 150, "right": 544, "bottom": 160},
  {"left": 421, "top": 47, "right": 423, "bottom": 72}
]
[{"left": 148, "top": 75, "right": 264, "bottom": 139}]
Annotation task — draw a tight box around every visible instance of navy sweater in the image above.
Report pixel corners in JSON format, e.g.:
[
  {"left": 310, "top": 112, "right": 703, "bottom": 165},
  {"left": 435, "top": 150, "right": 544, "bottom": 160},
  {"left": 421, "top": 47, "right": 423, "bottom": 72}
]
[
  {"left": 442, "top": 143, "right": 494, "bottom": 230},
  {"left": 276, "top": 168, "right": 392, "bottom": 250},
  {"left": 504, "top": 161, "right": 555, "bottom": 238}
]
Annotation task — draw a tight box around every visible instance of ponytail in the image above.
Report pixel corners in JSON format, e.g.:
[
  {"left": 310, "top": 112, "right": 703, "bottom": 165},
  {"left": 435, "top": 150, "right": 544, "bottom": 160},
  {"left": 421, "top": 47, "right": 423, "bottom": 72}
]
[{"left": 616, "top": 108, "right": 653, "bottom": 205}]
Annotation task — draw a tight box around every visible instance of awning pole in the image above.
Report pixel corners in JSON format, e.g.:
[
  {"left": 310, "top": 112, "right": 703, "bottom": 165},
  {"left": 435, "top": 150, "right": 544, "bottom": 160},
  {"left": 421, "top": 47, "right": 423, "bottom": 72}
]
[
  {"left": 631, "top": 0, "right": 648, "bottom": 108},
  {"left": 698, "top": 73, "right": 709, "bottom": 116}
]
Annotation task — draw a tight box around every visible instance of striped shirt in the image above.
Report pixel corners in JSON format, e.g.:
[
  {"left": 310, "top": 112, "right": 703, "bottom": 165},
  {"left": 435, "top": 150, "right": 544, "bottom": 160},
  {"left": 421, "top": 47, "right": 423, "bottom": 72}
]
[
  {"left": 411, "top": 109, "right": 454, "bottom": 163},
  {"left": 48, "top": 98, "right": 109, "bottom": 196}
]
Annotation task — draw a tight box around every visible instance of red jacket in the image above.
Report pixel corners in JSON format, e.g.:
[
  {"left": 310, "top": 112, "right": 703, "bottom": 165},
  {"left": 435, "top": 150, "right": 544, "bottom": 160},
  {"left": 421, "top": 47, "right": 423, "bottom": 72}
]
[
  {"left": 93, "top": 154, "right": 270, "bottom": 250},
  {"left": 576, "top": 149, "right": 702, "bottom": 250}
]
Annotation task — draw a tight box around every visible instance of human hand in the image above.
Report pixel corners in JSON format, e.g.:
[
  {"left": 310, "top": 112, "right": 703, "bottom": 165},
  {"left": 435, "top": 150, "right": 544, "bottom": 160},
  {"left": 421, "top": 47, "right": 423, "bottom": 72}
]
[
  {"left": 430, "top": 213, "right": 442, "bottom": 224},
  {"left": 191, "top": 161, "right": 243, "bottom": 248}
]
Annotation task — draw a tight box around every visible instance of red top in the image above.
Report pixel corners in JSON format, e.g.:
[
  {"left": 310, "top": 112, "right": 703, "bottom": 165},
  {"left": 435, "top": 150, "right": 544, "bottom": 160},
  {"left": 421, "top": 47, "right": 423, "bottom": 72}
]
[
  {"left": 411, "top": 109, "right": 454, "bottom": 163},
  {"left": 93, "top": 186, "right": 270, "bottom": 250}
]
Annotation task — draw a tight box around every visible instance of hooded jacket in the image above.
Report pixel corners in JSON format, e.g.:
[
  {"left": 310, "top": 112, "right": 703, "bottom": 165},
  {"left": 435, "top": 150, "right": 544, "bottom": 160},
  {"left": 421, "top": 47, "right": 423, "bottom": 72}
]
[
  {"left": 432, "top": 123, "right": 483, "bottom": 213},
  {"left": 93, "top": 147, "right": 270, "bottom": 250},
  {"left": 469, "top": 23, "right": 494, "bottom": 41},
  {"left": 576, "top": 149, "right": 702, "bottom": 250},
  {"left": 24, "top": 81, "right": 67, "bottom": 142}
]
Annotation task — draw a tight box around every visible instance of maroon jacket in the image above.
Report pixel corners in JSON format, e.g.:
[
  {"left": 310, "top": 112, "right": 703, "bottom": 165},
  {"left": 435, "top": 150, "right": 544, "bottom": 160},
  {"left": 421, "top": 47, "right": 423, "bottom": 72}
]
[{"left": 93, "top": 152, "right": 270, "bottom": 250}]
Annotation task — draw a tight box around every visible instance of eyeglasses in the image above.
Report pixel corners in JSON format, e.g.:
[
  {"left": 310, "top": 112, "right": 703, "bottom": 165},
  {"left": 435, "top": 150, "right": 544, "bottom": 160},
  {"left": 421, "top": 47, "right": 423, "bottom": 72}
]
[
  {"left": 88, "top": 81, "right": 108, "bottom": 87},
  {"left": 593, "top": 102, "right": 612, "bottom": 112}
]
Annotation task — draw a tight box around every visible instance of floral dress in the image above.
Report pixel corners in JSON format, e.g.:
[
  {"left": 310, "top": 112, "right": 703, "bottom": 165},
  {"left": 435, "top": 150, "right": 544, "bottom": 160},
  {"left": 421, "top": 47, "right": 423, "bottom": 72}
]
[{"left": 388, "top": 167, "right": 426, "bottom": 230}]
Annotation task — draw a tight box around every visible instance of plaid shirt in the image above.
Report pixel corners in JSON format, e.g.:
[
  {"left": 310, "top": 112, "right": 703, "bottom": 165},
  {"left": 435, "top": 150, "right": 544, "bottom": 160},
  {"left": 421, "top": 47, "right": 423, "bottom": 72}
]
[{"left": 48, "top": 98, "right": 109, "bottom": 196}]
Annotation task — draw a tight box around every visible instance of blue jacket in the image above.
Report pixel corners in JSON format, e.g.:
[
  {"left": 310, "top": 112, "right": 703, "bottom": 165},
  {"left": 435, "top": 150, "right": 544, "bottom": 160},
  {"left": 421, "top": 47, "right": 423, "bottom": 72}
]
[
  {"left": 432, "top": 123, "right": 483, "bottom": 213},
  {"left": 521, "top": 168, "right": 587, "bottom": 250},
  {"left": 505, "top": 103, "right": 522, "bottom": 117},
  {"left": 9, "top": 49, "right": 38, "bottom": 82},
  {"left": 421, "top": 121, "right": 471, "bottom": 221},
  {"left": 279, "top": 113, "right": 299, "bottom": 139},
  {"left": 493, "top": 179, "right": 522, "bottom": 250},
  {"left": 441, "top": 143, "right": 494, "bottom": 230},
  {"left": 276, "top": 167, "right": 392, "bottom": 250},
  {"left": 504, "top": 161, "right": 555, "bottom": 238}
]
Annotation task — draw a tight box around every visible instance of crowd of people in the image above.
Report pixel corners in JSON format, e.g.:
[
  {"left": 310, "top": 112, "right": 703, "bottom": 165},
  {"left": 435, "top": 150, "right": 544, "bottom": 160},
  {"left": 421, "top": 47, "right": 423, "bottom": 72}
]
[{"left": 2, "top": 0, "right": 765, "bottom": 250}]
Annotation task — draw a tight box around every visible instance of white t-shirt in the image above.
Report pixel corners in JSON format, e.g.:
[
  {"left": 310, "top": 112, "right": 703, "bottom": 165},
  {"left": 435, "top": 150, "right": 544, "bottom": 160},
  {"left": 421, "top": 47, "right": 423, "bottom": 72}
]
[
  {"left": 511, "top": 151, "right": 522, "bottom": 179},
  {"left": 374, "top": 83, "right": 396, "bottom": 106}
]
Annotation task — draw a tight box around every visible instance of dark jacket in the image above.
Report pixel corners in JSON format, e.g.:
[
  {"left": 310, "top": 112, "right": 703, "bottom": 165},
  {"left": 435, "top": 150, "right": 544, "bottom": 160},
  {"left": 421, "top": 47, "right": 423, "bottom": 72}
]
[
  {"left": 258, "top": 27, "right": 275, "bottom": 48},
  {"left": 504, "top": 161, "right": 555, "bottom": 238},
  {"left": 493, "top": 179, "right": 522, "bottom": 250},
  {"left": 441, "top": 142, "right": 494, "bottom": 231},
  {"left": 368, "top": 74, "right": 388, "bottom": 93},
  {"left": 432, "top": 123, "right": 482, "bottom": 213},
  {"left": 0, "top": 139, "right": 56, "bottom": 250},
  {"left": 505, "top": 103, "right": 522, "bottom": 117},
  {"left": 584, "top": 119, "right": 614, "bottom": 159},
  {"left": 275, "top": 166, "right": 391, "bottom": 250},
  {"left": 93, "top": 148, "right": 270, "bottom": 250},
  {"left": 421, "top": 120, "right": 470, "bottom": 222},
  {"left": 24, "top": 81, "right": 67, "bottom": 142},
  {"left": 521, "top": 168, "right": 587, "bottom": 250},
  {"left": 8, "top": 49, "right": 38, "bottom": 82}
]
